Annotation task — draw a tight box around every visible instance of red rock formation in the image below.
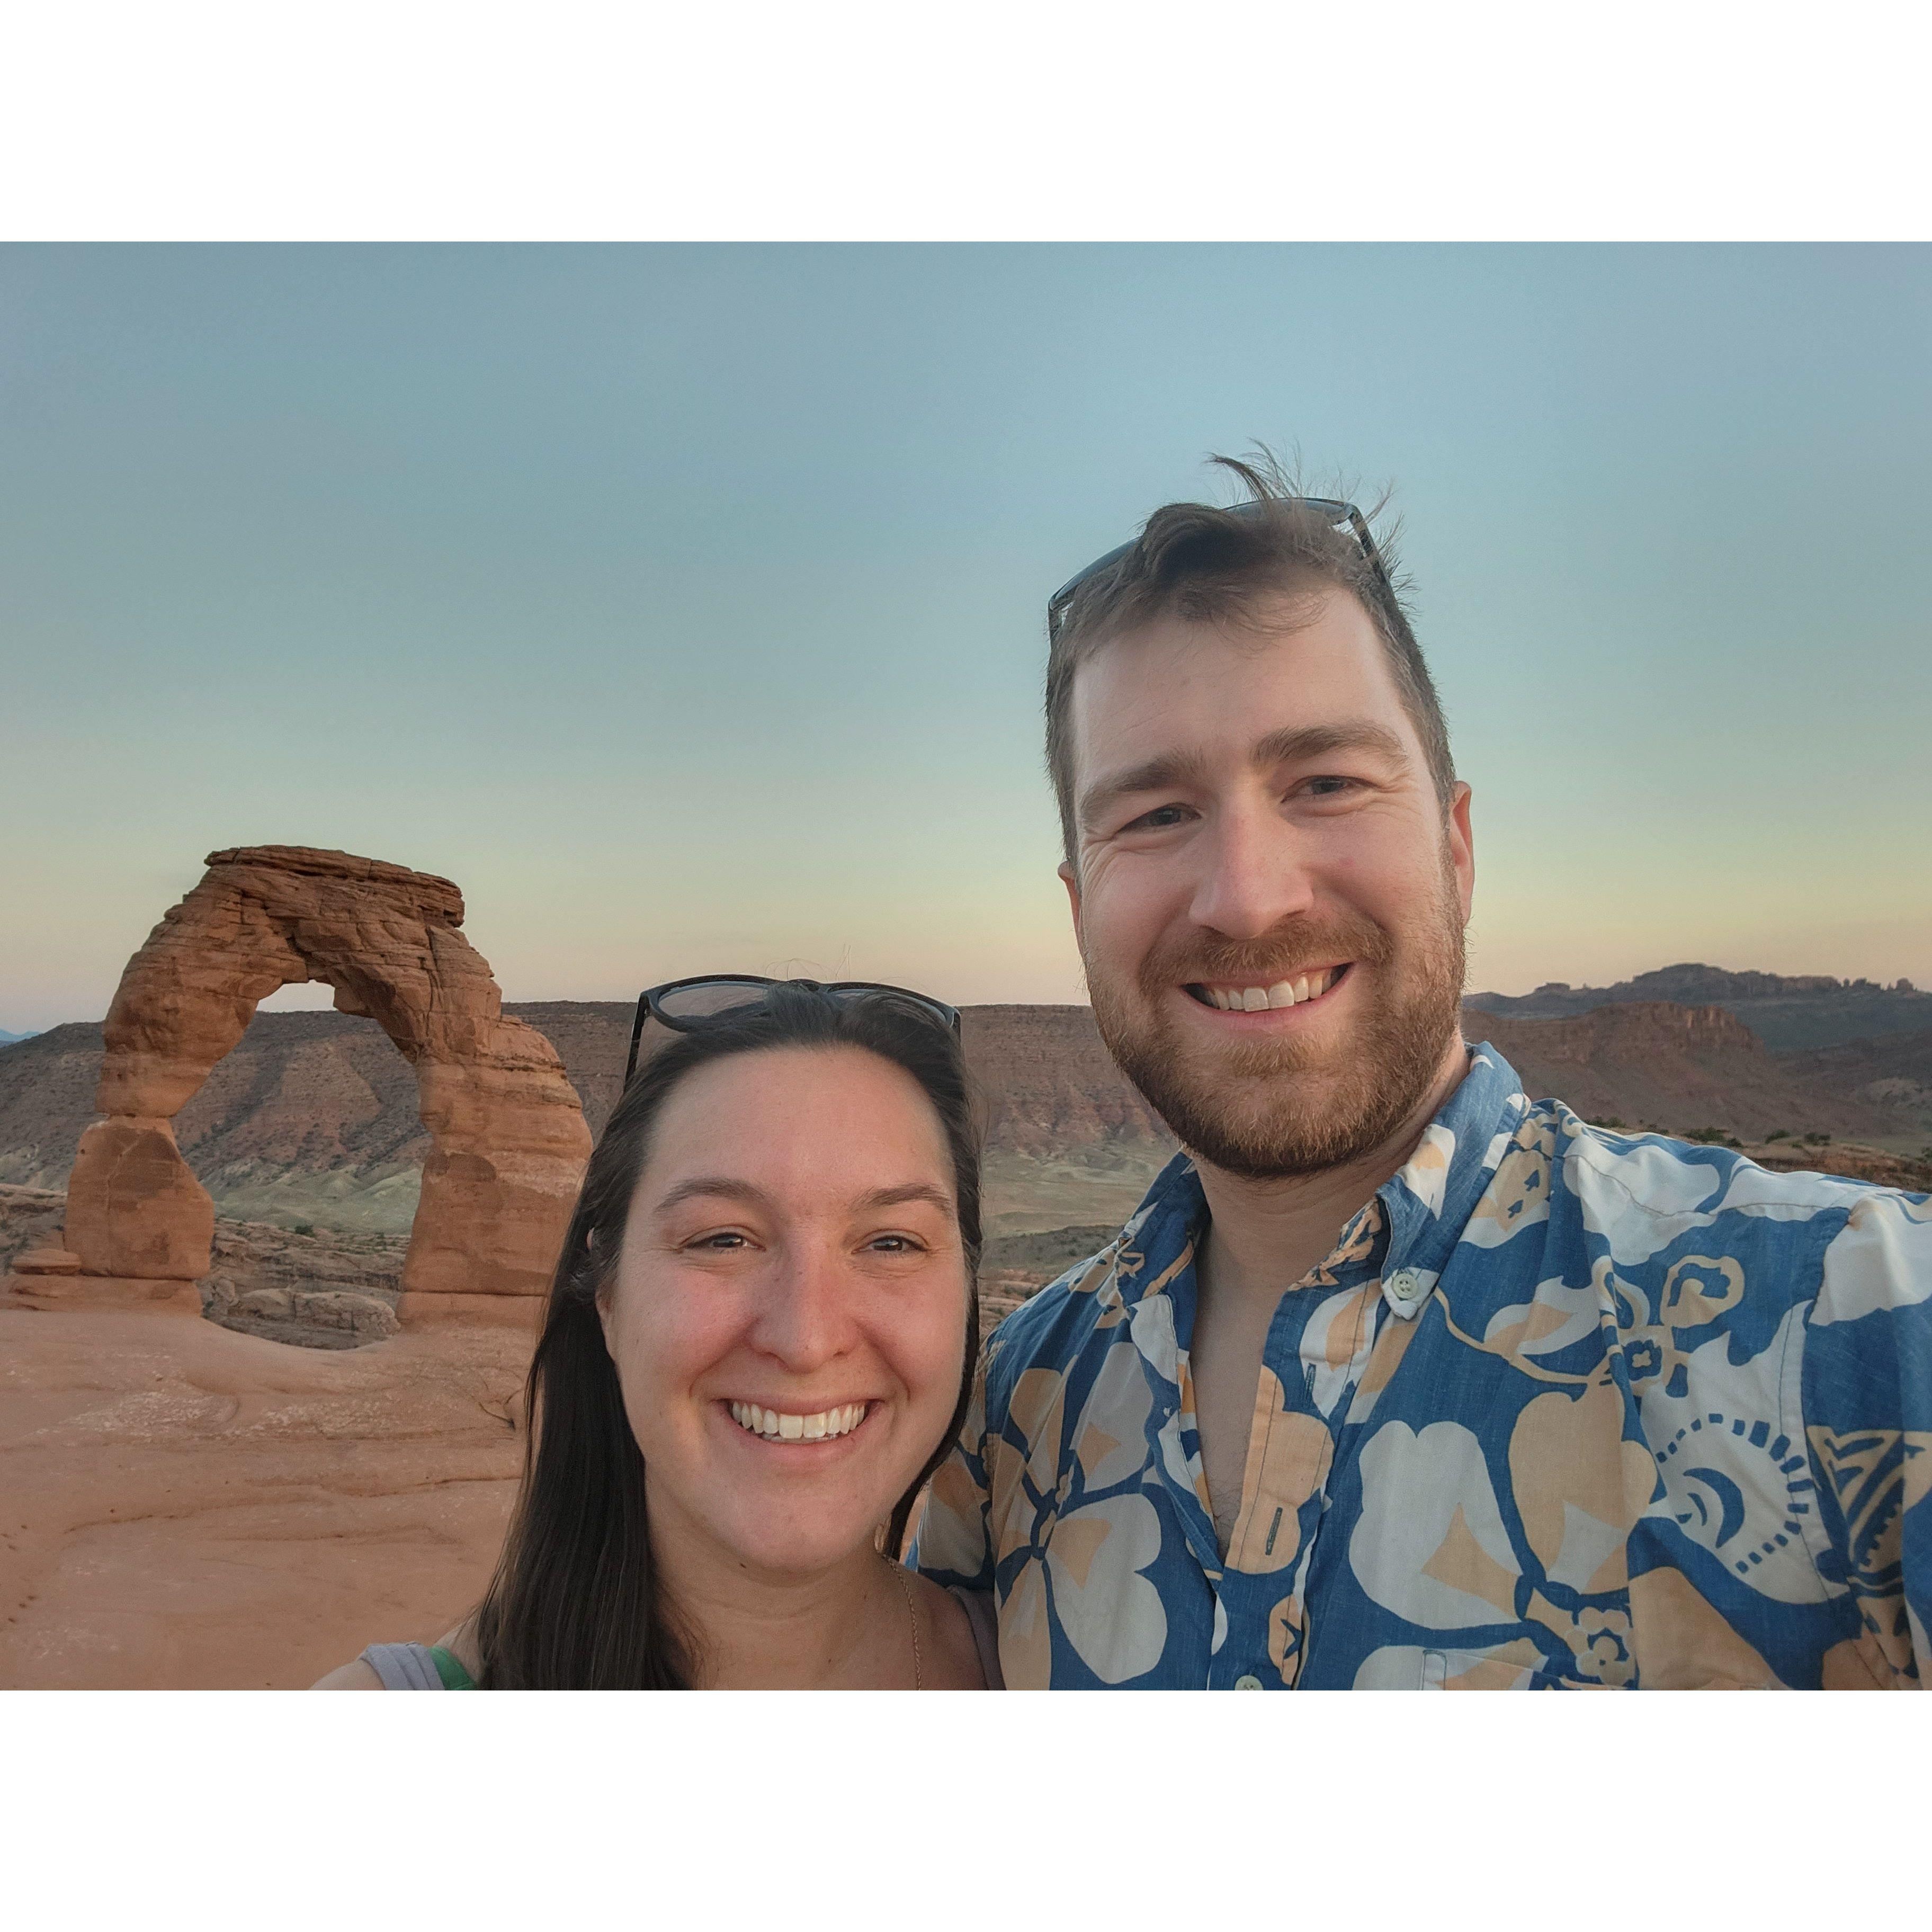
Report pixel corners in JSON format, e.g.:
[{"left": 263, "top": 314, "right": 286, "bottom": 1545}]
[
  {"left": 1468, "top": 1001, "right": 1902, "bottom": 1141},
  {"left": 64, "top": 847, "right": 591, "bottom": 1322},
  {"left": 960, "top": 1004, "right": 1175, "bottom": 1156}
]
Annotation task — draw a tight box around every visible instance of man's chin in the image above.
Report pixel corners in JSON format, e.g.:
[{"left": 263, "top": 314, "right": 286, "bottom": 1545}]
[
  {"left": 1094, "top": 981, "right": 1463, "bottom": 1182},
  {"left": 1169, "top": 1094, "right": 1414, "bottom": 1182},
  {"left": 1145, "top": 1004, "right": 1361, "bottom": 1095}
]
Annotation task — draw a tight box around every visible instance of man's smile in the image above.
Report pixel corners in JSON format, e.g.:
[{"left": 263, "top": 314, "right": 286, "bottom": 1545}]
[{"left": 1183, "top": 962, "right": 1352, "bottom": 1014}]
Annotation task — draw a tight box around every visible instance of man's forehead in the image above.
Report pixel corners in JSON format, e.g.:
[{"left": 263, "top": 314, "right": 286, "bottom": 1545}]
[{"left": 1068, "top": 590, "right": 1412, "bottom": 770}]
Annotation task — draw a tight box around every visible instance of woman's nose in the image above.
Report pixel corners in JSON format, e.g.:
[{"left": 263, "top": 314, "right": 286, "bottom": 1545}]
[{"left": 748, "top": 1242, "right": 859, "bottom": 1371}]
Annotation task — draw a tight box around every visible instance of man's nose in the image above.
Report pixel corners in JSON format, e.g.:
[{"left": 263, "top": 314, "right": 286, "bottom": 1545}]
[
  {"left": 749, "top": 1240, "right": 858, "bottom": 1372},
  {"left": 1187, "top": 801, "right": 1316, "bottom": 940}
]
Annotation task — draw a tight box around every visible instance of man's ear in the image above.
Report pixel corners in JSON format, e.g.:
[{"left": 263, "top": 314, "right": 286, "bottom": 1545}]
[
  {"left": 1057, "top": 858, "right": 1083, "bottom": 949},
  {"left": 1447, "top": 781, "right": 1475, "bottom": 923}
]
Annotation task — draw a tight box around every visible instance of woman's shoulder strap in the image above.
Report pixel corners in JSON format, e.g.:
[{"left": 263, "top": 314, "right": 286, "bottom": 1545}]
[
  {"left": 947, "top": 1586, "right": 1004, "bottom": 1690},
  {"left": 359, "top": 1642, "right": 477, "bottom": 1690}
]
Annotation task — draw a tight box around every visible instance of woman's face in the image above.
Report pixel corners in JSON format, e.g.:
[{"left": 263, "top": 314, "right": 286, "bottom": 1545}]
[{"left": 600, "top": 1044, "right": 970, "bottom": 1579}]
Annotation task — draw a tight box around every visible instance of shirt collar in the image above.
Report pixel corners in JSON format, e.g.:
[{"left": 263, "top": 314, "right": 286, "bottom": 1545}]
[
  {"left": 1370, "top": 1041, "right": 1529, "bottom": 1316},
  {"left": 1104, "top": 1040, "right": 1532, "bottom": 1323}
]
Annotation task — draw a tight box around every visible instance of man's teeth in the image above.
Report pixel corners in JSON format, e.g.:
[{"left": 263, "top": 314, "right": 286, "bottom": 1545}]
[
  {"left": 728, "top": 1401, "right": 868, "bottom": 1442},
  {"left": 1200, "top": 968, "right": 1340, "bottom": 1012}
]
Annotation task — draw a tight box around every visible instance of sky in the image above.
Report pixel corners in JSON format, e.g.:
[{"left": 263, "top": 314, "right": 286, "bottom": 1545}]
[{"left": 3, "top": 243, "right": 1928, "bottom": 1034}]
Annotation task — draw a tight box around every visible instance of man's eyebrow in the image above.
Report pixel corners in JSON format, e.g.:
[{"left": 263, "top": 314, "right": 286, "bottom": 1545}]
[
  {"left": 1077, "top": 720, "right": 1410, "bottom": 831},
  {"left": 1252, "top": 720, "right": 1412, "bottom": 769},
  {"left": 1077, "top": 747, "right": 1214, "bottom": 833}
]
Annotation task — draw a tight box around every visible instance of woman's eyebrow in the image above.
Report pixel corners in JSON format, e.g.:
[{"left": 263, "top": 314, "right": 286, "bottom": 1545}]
[
  {"left": 652, "top": 1176, "right": 770, "bottom": 1213},
  {"left": 651, "top": 1179, "right": 953, "bottom": 1214},
  {"left": 854, "top": 1183, "right": 955, "bottom": 1213}
]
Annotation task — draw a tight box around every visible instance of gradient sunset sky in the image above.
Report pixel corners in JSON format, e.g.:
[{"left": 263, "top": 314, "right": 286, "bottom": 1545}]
[{"left": 4, "top": 244, "right": 1928, "bottom": 1034}]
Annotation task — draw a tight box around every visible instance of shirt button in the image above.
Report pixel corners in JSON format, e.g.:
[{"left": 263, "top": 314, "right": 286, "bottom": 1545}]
[
  {"left": 1234, "top": 1674, "right": 1263, "bottom": 1690},
  {"left": 1385, "top": 1267, "right": 1424, "bottom": 1304}
]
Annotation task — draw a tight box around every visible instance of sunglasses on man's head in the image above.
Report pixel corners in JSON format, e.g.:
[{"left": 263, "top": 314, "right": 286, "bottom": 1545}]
[
  {"left": 1047, "top": 496, "right": 1392, "bottom": 637},
  {"left": 624, "top": 974, "right": 962, "bottom": 1083}
]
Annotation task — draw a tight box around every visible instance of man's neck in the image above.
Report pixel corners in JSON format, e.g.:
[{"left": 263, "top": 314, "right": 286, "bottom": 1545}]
[{"left": 1194, "top": 1033, "right": 1471, "bottom": 1303}]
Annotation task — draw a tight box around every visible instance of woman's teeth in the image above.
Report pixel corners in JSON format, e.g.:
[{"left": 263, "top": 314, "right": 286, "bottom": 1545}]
[
  {"left": 1200, "top": 967, "right": 1341, "bottom": 1012},
  {"left": 728, "top": 1401, "right": 867, "bottom": 1443}
]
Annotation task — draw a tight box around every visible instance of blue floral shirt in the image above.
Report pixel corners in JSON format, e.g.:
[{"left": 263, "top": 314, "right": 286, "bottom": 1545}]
[{"left": 912, "top": 1045, "right": 1931, "bottom": 1688}]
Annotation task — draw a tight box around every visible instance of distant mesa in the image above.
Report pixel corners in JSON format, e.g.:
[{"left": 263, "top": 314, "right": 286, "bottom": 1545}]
[
  {"left": 1468, "top": 962, "right": 1932, "bottom": 1052},
  {"left": 43, "top": 845, "right": 591, "bottom": 1326}
]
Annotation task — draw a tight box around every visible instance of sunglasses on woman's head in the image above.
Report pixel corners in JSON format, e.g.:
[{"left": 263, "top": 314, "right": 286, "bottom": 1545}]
[{"left": 624, "top": 974, "right": 962, "bottom": 1083}]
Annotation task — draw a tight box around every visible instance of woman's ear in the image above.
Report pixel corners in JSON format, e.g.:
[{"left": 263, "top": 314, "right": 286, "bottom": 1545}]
[{"left": 584, "top": 1231, "right": 618, "bottom": 1359}]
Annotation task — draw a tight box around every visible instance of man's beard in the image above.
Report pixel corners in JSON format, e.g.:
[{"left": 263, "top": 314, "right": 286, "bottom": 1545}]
[{"left": 1084, "top": 869, "right": 1468, "bottom": 1182}]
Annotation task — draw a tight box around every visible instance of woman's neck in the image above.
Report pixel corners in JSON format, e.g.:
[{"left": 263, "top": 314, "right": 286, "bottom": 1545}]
[{"left": 651, "top": 1514, "right": 915, "bottom": 1689}]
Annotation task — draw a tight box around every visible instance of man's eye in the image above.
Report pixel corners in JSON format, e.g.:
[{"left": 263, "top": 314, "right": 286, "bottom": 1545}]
[
  {"left": 1301, "top": 775, "right": 1362, "bottom": 799},
  {"left": 1122, "top": 803, "right": 1190, "bottom": 832},
  {"left": 866, "top": 1233, "right": 926, "bottom": 1255}
]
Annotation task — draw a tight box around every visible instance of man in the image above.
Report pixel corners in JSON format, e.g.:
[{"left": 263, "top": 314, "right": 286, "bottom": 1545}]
[{"left": 912, "top": 455, "right": 1930, "bottom": 1688}]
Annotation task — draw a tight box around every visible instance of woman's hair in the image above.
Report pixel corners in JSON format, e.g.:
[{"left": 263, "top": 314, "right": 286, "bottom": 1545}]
[{"left": 472, "top": 983, "right": 982, "bottom": 1689}]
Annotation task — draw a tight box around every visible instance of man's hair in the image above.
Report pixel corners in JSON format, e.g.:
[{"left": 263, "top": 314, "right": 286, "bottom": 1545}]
[{"left": 1044, "top": 451, "right": 1455, "bottom": 863}]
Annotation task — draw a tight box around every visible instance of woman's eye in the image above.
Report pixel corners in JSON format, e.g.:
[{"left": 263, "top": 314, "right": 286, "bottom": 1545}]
[
  {"left": 686, "top": 1231, "right": 750, "bottom": 1251},
  {"left": 865, "top": 1233, "right": 925, "bottom": 1255}
]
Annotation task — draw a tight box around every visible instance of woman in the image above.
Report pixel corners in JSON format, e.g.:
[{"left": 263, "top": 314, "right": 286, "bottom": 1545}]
[{"left": 315, "top": 978, "right": 994, "bottom": 1689}]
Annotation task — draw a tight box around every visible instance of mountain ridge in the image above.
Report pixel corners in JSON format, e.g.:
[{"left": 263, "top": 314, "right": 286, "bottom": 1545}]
[
  {"left": 1468, "top": 961, "right": 1932, "bottom": 1051},
  {"left": 4, "top": 988, "right": 1926, "bottom": 1235}
]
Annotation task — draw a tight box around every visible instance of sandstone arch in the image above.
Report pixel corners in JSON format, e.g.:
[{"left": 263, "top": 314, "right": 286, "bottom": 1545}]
[{"left": 64, "top": 846, "right": 592, "bottom": 1326}]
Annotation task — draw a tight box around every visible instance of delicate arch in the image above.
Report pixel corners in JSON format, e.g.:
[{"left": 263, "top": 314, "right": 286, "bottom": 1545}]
[{"left": 64, "top": 846, "right": 592, "bottom": 1325}]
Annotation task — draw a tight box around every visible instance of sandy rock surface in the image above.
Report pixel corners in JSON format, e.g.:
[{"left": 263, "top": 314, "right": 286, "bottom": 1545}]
[{"left": 0, "top": 1303, "right": 530, "bottom": 1689}]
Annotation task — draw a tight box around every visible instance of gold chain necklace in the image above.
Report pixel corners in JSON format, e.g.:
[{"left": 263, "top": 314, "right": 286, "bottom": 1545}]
[{"left": 889, "top": 1561, "right": 923, "bottom": 1690}]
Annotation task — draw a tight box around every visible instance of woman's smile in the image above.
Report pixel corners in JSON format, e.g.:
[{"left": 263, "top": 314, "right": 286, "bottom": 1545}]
[{"left": 723, "top": 1398, "right": 874, "bottom": 1444}]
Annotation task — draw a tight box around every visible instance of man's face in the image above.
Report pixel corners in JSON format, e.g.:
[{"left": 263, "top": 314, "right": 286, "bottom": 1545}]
[{"left": 1060, "top": 587, "right": 1475, "bottom": 1179}]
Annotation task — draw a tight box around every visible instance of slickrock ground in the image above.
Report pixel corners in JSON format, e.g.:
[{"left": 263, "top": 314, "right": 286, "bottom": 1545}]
[{"left": 0, "top": 1302, "right": 529, "bottom": 1689}]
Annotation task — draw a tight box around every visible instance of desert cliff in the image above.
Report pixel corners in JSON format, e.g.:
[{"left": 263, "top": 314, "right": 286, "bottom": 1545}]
[{"left": 5, "top": 993, "right": 1922, "bottom": 1236}]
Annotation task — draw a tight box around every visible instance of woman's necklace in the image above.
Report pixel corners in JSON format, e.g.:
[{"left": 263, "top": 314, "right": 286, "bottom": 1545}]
[{"left": 889, "top": 1561, "right": 924, "bottom": 1690}]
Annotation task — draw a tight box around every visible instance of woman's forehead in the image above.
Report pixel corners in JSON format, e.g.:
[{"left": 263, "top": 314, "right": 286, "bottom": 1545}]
[{"left": 640, "top": 1046, "right": 955, "bottom": 1199}]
